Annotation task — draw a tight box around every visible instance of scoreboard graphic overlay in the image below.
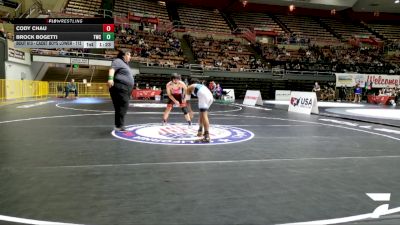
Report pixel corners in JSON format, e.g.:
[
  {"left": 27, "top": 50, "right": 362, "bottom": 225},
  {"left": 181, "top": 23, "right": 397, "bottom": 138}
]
[{"left": 14, "top": 18, "right": 115, "bottom": 49}]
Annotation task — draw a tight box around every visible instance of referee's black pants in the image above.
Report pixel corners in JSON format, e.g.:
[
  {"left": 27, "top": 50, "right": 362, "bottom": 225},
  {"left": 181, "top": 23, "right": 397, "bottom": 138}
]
[{"left": 109, "top": 83, "right": 133, "bottom": 128}]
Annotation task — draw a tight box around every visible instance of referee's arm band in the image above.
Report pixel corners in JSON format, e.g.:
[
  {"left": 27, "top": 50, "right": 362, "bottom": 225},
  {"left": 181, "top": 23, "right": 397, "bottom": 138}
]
[{"left": 108, "top": 68, "right": 115, "bottom": 81}]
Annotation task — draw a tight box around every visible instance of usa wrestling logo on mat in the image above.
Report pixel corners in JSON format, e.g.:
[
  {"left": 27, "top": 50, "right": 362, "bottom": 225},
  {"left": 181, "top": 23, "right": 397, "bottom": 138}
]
[{"left": 112, "top": 123, "right": 254, "bottom": 145}]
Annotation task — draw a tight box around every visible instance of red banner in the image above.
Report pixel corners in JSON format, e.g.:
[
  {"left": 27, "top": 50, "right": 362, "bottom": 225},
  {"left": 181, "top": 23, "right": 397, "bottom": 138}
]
[
  {"left": 254, "top": 30, "right": 277, "bottom": 36},
  {"left": 128, "top": 12, "right": 159, "bottom": 24},
  {"left": 114, "top": 16, "right": 129, "bottom": 24},
  {"left": 367, "top": 95, "right": 395, "bottom": 105},
  {"left": 132, "top": 89, "right": 162, "bottom": 99}
]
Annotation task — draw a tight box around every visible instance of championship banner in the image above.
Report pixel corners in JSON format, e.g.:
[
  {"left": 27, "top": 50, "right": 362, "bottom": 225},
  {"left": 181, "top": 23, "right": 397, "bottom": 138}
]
[
  {"left": 335, "top": 73, "right": 400, "bottom": 88},
  {"left": 243, "top": 90, "right": 263, "bottom": 106},
  {"left": 275, "top": 90, "right": 291, "bottom": 101},
  {"left": 288, "top": 91, "right": 319, "bottom": 115}
]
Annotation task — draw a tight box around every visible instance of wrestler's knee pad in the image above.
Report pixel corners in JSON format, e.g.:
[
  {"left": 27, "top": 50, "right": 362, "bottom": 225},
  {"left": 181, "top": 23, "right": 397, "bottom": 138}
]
[
  {"left": 181, "top": 107, "right": 188, "bottom": 115},
  {"left": 199, "top": 108, "right": 208, "bottom": 112}
]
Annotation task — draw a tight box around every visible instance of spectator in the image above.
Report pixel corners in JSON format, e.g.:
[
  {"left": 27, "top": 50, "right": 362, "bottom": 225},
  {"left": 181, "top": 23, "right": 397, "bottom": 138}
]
[
  {"left": 57, "top": 84, "right": 64, "bottom": 98},
  {"left": 313, "top": 82, "right": 321, "bottom": 100},
  {"left": 208, "top": 81, "right": 216, "bottom": 91},
  {"left": 214, "top": 83, "right": 223, "bottom": 99},
  {"left": 353, "top": 83, "right": 362, "bottom": 103},
  {"left": 338, "top": 86, "right": 347, "bottom": 102},
  {"left": 312, "top": 82, "right": 321, "bottom": 92},
  {"left": 0, "top": 27, "right": 5, "bottom": 39},
  {"left": 65, "top": 79, "right": 78, "bottom": 98}
]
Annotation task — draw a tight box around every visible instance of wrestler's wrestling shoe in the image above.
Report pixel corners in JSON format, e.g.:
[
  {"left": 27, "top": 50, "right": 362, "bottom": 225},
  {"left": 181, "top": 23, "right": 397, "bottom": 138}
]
[
  {"left": 201, "top": 135, "right": 210, "bottom": 143},
  {"left": 201, "top": 132, "right": 210, "bottom": 143}
]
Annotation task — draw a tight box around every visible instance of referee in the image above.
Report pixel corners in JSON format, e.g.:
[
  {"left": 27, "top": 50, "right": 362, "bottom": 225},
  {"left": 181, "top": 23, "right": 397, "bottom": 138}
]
[{"left": 108, "top": 50, "right": 134, "bottom": 132}]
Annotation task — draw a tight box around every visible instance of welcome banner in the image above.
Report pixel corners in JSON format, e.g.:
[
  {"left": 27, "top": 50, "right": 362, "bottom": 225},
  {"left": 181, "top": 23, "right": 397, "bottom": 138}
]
[{"left": 335, "top": 73, "right": 400, "bottom": 88}]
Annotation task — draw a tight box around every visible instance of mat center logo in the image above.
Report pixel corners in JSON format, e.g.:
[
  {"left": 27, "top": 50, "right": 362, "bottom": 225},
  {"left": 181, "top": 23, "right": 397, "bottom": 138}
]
[{"left": 112, "top": 123, "right": 254, "bottom": 145}]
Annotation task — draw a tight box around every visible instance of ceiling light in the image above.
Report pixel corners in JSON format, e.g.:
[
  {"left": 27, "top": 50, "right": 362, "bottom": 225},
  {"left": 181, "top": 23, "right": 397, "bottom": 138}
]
[{"left": 395, "top": 0, "right": 400, "bottom": 4}]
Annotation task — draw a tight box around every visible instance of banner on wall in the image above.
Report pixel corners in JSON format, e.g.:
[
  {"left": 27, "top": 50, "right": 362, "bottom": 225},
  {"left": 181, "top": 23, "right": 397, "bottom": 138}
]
[
  {"left": 7, "top": 40, "right": 31, "bottom": 65},
  {"left": 71, "top": 58, "right": 89, "bottom": 65},
  {"left": 335, "top": 73, "right": 400, "bottom": 88},
  {"left": 275, "top": 90, "right": 291, "bottom": 101},
  {"left": 8, "top": 48, "right": 25, "bottom": 60},
  {"left": 365, "top": 74, "right": 400, "bottom": 88}
]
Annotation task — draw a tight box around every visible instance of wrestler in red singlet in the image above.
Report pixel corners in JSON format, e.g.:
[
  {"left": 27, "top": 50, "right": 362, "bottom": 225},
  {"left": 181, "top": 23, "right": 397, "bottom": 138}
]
[{"left": 162, "top": 73, "right": 192, "bottom": 126}]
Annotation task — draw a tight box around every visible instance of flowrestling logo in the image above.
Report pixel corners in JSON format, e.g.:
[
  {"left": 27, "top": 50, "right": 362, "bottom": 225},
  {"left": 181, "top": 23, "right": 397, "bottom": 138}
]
[
  {"left": 278, "top": 193, "right": 400, "bottom": 225},
  {"left": 290, "top": 97, "right": 313, "bottom": 108},
  {"left": 112, "top": 123, "right": 254, "bottom": 145}
]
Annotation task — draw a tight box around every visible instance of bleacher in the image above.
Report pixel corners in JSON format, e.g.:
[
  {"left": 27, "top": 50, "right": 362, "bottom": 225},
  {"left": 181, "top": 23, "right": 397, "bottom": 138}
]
[
  {"left": 36, "top": 2, "right": 400, "bottom": 77},
  {"left": 231, "top": 12, "right": 284, "bottom": 35},
  {"left": 177, "top": 7, "right": 231, "bottom": 33},
  {"left": 320, "top": 18, "right": 375, "bottom": 41},
  {"left": 64, "top": 0, "right": 102, "bottom": 17},
  {"left": 261, "top": 44, "right": 303, "bottom": 62},
  {"left": 114, "top": 0, "right": 170, "bottom": 23},
  {"left": 369, "top": 24, "right": 400, "bottom": 41},
  {"left": 386, "top": 54, "right": 400, "bottom": 65},
  {"left": 276, "top": 15, "right": 338, "bottom": 43},
  {"left": 188, "top": 36, "right": 255, "bottom": 70},
  {"left": 0, "top": 10, "right": 9, "bottom": 18},
  {"left": 113, "top": 27, "right": 185, "bottom": 66}
]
